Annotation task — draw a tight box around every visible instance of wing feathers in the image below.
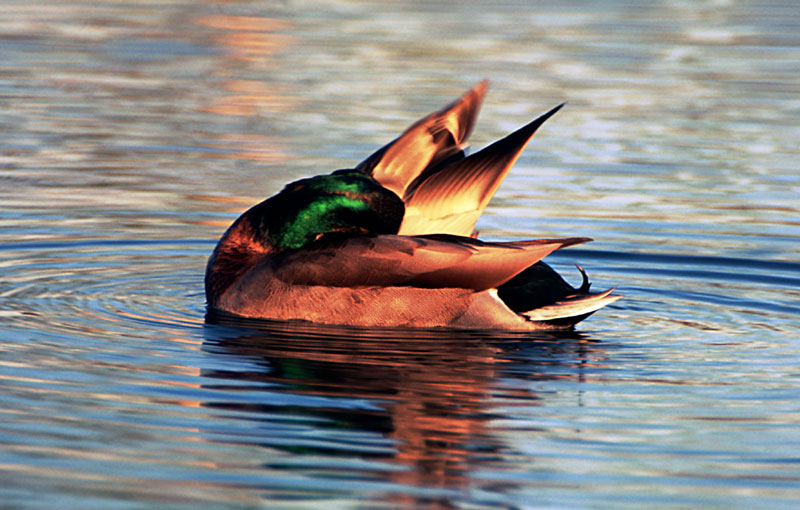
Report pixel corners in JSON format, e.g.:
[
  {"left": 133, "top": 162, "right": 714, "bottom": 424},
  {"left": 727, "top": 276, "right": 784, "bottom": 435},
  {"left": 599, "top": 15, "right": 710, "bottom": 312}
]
[
  {"left": 356, "top": 81, "right": 488, "bottom": 197},
  {"left": 273, "top": 234, "right": 588, "bottom": 292},
  {"left": 399, "top": 103, "right": 565, "bottom": 236},
  {"left": 406, "top": 237, "right": 590, "bottom": 291}
]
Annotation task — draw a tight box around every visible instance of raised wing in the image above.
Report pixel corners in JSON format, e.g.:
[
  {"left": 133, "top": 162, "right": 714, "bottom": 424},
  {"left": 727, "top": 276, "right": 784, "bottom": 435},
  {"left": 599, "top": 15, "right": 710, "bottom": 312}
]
[
  {"left": 355, "top": 81, "right": 488, "bottom": 198},
  {"left": 272, "top": 233, "right": 589, "bottom": 292},
  {"left": 399, "top": 103, "right": 564, "bottom": 236}
]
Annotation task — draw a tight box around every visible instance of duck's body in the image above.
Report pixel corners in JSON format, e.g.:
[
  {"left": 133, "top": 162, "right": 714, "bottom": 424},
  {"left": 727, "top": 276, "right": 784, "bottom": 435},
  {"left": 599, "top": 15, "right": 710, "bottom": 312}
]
[{"left": 206, "top": 82, "right": 619, "bottom": 330}]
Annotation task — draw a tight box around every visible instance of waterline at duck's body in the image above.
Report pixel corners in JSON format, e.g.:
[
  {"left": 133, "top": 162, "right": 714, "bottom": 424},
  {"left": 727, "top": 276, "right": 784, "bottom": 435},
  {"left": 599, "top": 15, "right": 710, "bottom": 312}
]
[{"left": 205, "top": 81, "right": 620, "bottom": 330}]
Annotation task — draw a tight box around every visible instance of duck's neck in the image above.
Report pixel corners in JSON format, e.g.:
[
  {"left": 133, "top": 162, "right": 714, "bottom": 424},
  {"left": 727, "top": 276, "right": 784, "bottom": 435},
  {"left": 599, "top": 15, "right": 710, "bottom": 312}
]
[{"left": 205, "top": 209, "right": 271, "bottom": 305}]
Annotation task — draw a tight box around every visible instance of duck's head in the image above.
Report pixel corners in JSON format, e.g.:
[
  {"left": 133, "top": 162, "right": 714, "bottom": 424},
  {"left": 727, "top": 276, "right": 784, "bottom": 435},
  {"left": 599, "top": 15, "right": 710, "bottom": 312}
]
[
  {"left": 264, "top": 170, "right": 405, "bottom": 250},
  {"left": 206, "top": 171, "right": 404, "bottom": 301}
]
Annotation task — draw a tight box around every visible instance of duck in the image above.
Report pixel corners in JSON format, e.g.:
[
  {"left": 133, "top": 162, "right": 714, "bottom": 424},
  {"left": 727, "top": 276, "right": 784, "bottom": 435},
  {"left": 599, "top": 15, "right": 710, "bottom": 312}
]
[{"left": 205, "top": 81, "right": 620, "bottom": 330}]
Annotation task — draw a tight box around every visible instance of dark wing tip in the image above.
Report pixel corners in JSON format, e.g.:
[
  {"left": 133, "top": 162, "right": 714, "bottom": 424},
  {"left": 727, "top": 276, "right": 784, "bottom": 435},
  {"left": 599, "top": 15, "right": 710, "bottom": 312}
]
[
  {"left": 559, "top": 236, "right": 592, "bottom": 248},
  {"left": 520, "top": 102, "right": 566, "bottom": 137},
  {"left": 507, "top": 237, "right": 592, "bottom": 249}
]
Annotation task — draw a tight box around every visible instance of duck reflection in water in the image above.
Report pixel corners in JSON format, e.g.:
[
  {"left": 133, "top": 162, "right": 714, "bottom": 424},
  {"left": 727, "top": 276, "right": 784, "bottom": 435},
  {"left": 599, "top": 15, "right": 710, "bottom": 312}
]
[{"left": 203, "top": 314, "right": 604, "bottom": 508}]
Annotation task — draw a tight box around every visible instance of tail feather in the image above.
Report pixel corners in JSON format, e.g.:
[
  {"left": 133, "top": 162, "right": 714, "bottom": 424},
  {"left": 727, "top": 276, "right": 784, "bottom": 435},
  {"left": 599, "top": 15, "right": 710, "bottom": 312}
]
[{"left": 523, "top": 288, "right": 621, "bottom": 322}]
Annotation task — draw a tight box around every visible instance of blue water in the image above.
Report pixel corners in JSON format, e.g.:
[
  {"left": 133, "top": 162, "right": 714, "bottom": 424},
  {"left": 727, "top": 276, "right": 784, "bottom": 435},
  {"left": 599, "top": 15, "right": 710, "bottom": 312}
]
[{"left": 1, "top": 1, "right": 799, "bottom": 508}]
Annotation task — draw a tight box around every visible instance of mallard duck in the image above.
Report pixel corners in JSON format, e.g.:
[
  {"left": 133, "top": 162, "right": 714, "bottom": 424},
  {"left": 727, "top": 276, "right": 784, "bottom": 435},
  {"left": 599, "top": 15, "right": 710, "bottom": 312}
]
[{"left": 206, "top": 81, "right": 620, "bottom": 330}]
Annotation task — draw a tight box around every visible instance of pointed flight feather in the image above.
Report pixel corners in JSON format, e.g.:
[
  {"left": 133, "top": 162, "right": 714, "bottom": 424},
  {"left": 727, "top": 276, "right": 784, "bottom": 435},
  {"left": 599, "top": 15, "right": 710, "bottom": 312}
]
[
  {"left": 399, "top": 103, "right": 565, "bottom": 236},
  {"left": 355, "top": 81, "right": 488, "bottom": 198},
  {"left": 405, "top": 236, "right": 589, "bottom": 291}
]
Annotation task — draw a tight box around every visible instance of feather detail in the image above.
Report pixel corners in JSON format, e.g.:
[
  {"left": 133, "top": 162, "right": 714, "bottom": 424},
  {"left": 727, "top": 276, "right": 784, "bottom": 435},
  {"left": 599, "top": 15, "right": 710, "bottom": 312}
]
[
  {"left": 356, "top": 81, "right": 488, "bottom": 198},
  {"left": 271, "top": 234, "right": 589, "bottom": 292},
  {"left": 399, "top": 103, "right": 564, "bottom": 236},
  {"left": 523, "top": 288, "right": 621, "bottom": 322}
]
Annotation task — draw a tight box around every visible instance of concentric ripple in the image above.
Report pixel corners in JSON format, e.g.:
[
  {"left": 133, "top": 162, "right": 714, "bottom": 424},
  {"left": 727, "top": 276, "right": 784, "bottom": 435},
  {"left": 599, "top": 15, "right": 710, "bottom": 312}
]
[
  {"left": 3, "top": 226, "right": 798, "bottom": 344},
  {"left": 1, "top": 237, "right": 208, "bottom": 334},
  {"left": 547, "top": 248, "right": 800, "bottom": 338}
]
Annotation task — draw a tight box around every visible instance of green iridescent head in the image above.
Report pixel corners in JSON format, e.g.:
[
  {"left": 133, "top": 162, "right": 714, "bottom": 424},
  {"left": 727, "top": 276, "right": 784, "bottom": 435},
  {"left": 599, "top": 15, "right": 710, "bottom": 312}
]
[{"left": 256, "top": 171, "right": 405, "bottom": 251}]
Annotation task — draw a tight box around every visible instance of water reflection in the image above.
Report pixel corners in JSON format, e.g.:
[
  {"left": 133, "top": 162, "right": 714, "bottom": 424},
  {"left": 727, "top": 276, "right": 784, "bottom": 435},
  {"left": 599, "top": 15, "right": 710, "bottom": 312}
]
[
  {"left": 194, "top": 15, "right": 292, "bottom": 61},
  {"left": 202, "top": 313, "right": 601, "bottom": 507},
  {"left": 193, "top": 12, "right": 296, "bottom": 164}
]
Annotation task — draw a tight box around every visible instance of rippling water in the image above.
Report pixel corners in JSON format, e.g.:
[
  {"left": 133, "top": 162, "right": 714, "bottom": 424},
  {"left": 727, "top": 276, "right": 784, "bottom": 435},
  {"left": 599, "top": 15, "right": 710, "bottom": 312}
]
[{"left": 2, "top": 1, "right": 799, "bottom": 508}]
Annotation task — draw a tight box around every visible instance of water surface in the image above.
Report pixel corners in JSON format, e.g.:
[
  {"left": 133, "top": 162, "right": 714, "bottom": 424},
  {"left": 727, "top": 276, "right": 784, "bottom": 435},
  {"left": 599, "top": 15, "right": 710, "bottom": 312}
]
[{"left": 1, "top": 1, "right": 799, "bottom": 508}]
